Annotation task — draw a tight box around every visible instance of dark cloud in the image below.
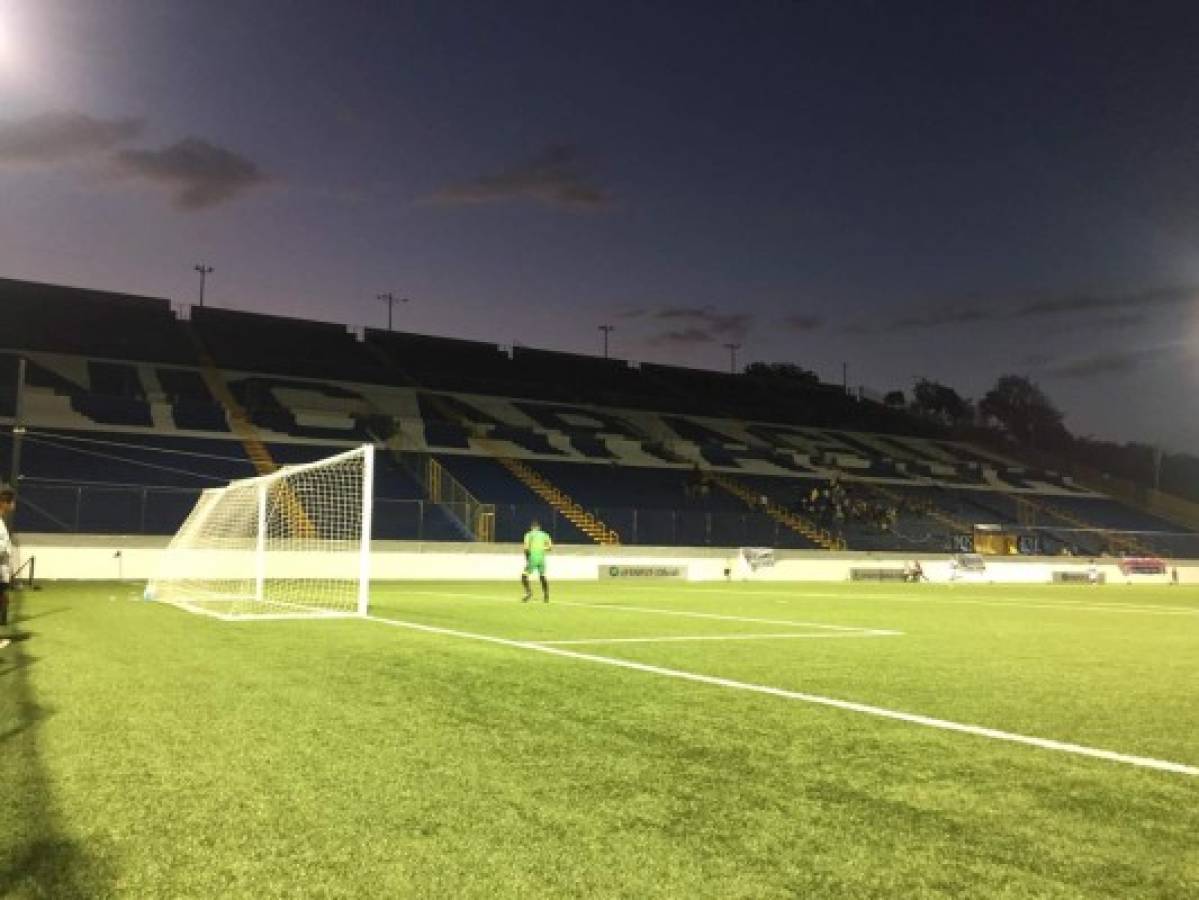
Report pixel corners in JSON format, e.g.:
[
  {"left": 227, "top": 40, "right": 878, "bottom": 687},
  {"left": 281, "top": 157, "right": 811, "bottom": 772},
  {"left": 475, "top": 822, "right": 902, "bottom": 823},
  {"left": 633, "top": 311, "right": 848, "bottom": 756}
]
[
  {"left": 114, "top": 138, "right": 267, "bottom": 210},
  {"left": 646, "top": 327, "right": 715, "bottom": 347},
  {"left": 1083, "top": 312, "right": 1148, "bottom": 330},
  {"left": 629, "top": 305, "right": 753, "bottom": 347},
  {"left": 1043, "top": 346, "right": 1165, "bottom": 379},
  {"left": 429, "top": 144, "right": 610, "bottom": 211},
  {"left": 846, "top": 285, "right": 1196, "bottom": 335},
  {"left": 783, "top": 314, "right": 824, "bottom": 332},
  {"left": 0, "top": 112, "right": 143, "bottom": 164},
  {"left": 652, "top": 306, "right": 752, "bottom": 338},
  {"left": 616, "top": 307, "right": 648, "bottom": 319},
  {"left": 1014, "top": 286, "right": 1194, "bottom": 318}
]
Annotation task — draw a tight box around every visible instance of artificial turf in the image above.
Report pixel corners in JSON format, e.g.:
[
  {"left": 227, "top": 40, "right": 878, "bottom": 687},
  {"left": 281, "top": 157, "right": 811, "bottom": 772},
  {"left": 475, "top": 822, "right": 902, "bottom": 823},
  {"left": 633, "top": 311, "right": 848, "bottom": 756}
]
[{"left": 1, "top": 580, "right": 1196, "bottom": 897}]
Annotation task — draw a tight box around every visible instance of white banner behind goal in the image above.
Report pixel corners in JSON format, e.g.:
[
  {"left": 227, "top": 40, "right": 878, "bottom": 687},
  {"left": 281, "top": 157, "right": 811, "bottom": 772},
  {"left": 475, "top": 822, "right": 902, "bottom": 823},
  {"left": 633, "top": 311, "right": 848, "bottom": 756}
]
[{"left": 149, "top": 445, "right": 374, "bottom": 620}]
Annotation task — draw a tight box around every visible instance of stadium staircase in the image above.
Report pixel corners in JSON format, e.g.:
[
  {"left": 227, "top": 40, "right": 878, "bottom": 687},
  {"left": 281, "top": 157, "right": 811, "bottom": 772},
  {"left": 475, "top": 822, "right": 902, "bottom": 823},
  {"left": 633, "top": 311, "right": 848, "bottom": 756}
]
[
  {"left": 185, "top": 328, "right": 278, "bottom": 475},
  {"left": 496, "top": 457, "right": 620, "bottom": 545},
  {"left": 707, "top": 472, "right": 842, "bottom": 550},
  {"left": 185, "top": 327, "right": 318, "bottom": 537},
  {"left": 384, "top": 437, "right": 494, "bottom": 541}
]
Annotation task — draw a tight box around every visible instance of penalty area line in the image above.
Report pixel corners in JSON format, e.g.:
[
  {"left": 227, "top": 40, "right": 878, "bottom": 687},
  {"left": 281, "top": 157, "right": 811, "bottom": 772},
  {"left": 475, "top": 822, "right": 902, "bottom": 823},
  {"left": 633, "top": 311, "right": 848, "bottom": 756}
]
[{"left": 364, "top": 615, "right": 1198, "bottom": 777}]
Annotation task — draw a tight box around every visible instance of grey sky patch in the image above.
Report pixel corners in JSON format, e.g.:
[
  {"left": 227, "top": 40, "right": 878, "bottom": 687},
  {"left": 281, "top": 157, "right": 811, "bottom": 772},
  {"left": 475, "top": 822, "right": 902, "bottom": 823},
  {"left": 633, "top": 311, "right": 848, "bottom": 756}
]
[
  {"left": 783, "top": 314, "right": 824, "bottom": 332},
  {"left": 840, "top": 321, "right": 878, "bottom": 335},
  {"left": 0, "top": 112, "right": 144, "bottom": 165},
  {"left": 889, "top": 307, "right": 999, "bottom": 331},
  {"left": 429, "top": 144, "right": 610, "bottom": 211},
  {"left": 114, "top": 138, "right": 268, "bottom": 210}
]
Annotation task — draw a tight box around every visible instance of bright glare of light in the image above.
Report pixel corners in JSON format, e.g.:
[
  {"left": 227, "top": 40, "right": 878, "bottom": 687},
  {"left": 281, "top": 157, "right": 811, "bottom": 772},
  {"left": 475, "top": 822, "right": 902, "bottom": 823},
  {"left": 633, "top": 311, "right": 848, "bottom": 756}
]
[
  {"left": 0, "top": 6, "right": 22, "bottom": 79},
  {"left": 0, "top": 1, "right": 37, "bottom": 81}
]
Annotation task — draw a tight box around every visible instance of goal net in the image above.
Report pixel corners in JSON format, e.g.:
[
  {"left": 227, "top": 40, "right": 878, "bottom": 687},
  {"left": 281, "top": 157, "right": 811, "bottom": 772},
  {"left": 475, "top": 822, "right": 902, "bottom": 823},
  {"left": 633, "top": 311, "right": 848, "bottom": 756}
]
[{"left": 148, "top": 445, "right": 374, "bottom": 620}]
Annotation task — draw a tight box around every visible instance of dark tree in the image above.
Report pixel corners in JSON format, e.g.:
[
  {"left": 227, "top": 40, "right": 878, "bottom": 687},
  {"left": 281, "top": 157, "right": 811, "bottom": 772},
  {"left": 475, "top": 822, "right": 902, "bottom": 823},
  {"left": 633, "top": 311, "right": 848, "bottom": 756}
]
[
  {"left": 744, "top": 362, "right": 820, "bottom": 384},
  {"left": 912, "top": 378, "right": 972, "bottom": 425},
  {"left": 979, "top": 374, "right": 1069, "bottom": 447},
  {"left": 883, "top": 390, "right": 906, "bottom": 408}
]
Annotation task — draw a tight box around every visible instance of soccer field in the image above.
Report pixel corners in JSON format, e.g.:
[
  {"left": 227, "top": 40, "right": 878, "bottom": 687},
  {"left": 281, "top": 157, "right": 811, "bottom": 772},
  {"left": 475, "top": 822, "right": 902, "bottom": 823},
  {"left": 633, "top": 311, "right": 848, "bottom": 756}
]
[{"left": 2, "top": 580, "right": 1197, "bottom": 897}]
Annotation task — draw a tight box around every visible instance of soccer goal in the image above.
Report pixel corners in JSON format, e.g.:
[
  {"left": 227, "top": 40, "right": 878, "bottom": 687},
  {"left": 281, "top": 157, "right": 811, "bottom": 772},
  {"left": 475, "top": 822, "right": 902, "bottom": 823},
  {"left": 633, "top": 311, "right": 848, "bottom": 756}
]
[{"left": 148, "top": 444, "right": 374, "bottom": 620}]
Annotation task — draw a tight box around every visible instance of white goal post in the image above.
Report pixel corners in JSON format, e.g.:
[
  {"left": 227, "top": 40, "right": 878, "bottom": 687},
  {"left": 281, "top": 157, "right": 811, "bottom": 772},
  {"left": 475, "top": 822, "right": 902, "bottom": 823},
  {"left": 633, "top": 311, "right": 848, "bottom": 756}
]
[{"left": 148, "top": 444, "right": 374, "bottom": 620}]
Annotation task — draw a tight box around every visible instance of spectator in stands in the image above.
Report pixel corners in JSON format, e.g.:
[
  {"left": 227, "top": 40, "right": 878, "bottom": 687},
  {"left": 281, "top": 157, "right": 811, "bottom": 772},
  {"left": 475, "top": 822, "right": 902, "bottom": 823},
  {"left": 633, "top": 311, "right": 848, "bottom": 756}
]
[{"left": 0, "top": 485, "right": 15, "bottom": 649}]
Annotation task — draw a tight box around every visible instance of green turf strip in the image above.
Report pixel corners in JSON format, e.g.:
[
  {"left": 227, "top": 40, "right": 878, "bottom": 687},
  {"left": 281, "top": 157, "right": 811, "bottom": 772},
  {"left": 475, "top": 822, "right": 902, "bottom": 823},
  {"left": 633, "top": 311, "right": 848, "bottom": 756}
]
[{"left": 1, "top": 581, "right": 1196, "bottom": 897}]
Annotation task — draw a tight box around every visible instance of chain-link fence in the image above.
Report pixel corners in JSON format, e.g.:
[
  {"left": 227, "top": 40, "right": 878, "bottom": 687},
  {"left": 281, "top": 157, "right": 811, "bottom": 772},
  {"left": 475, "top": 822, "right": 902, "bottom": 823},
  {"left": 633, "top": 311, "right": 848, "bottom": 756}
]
[{"left": 13, "top": 481, "right": 1199, "bottom": 556}]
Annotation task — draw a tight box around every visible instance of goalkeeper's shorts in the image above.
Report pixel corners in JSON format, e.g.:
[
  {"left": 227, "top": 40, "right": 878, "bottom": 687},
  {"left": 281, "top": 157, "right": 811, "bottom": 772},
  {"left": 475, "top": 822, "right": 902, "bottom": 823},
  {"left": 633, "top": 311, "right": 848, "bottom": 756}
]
[{"left": 524, "top": 556, "right": 547, "bottom": 576}]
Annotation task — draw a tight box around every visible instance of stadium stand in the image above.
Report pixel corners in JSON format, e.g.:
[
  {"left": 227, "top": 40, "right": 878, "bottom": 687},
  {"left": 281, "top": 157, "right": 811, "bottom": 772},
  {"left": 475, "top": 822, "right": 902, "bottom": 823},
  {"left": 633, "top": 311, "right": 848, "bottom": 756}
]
[{"left": 1, "top": 278, "right": 1196, "bottom": 554}]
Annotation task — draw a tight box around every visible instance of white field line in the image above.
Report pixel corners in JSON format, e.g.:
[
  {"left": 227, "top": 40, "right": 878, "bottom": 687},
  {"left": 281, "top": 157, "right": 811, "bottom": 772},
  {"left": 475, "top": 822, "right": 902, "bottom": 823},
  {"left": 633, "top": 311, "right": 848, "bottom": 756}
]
[
  {"left": 539, "top": 632, "right": 899, "bottom": 645},
  {"left": 398, "top": 590, "right": 900, "bottom": 636},
  {"left": 364, "top": 614, "right": 1199, "bottom": 777},
  {"left": 620, "top": 586, "right": 1199, "bottom": 618}
]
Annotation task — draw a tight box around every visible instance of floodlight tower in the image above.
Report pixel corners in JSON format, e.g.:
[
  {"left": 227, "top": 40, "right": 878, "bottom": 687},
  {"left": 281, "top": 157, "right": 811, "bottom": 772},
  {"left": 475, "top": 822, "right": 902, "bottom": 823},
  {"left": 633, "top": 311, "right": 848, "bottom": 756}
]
[
  {"left": 194, "top": 264, "right": 213, "bottom": 306},
  {"left": 723, "top": 342, "right": 741, "bottom": 374},
  {"left": 378, "top": 293, "right": 409, "bottom": 331},
  {"left": 598, "top": 324, "right": 614, "bottom": 359}
]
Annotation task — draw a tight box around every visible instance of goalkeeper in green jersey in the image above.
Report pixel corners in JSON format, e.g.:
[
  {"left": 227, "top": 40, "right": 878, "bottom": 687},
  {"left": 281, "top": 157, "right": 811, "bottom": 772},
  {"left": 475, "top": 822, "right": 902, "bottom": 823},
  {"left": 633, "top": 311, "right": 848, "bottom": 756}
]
[{"left": 521, "top": 520, "right": 553, "bottom": 603}]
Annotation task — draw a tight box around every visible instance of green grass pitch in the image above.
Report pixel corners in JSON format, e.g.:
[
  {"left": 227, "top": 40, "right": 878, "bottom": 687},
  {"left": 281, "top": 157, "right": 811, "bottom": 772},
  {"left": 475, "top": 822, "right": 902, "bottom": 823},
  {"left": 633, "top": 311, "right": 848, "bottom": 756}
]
[{"left": 2, "top": 579, "right": 1197, "bottom": 897}]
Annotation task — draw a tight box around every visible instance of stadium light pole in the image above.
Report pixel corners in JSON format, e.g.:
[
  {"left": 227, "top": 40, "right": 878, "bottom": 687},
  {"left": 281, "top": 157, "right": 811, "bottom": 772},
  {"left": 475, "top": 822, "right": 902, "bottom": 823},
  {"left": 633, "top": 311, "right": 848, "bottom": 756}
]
[
  {"left": 194, "top": 264, "right": 213, "bottom": 307},
  {"left": 723, "top": 342, "right": 741, "bottom": 374},
  {"left": 378, "top": 293, "right": 409, "bottom": 331},
  {"left": 599, "top": 324, "right": 614, "bottom": 359}
]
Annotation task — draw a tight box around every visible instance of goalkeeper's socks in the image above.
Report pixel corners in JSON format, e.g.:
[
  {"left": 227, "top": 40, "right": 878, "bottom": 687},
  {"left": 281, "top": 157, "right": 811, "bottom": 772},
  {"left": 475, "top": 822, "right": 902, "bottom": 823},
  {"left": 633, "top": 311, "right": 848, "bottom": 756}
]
[
  {"left": 540, "top": 577, "right": 549, "bottom": 602},
  {"left": 521, "top": 574, "right": 532, "bottom": 601}
]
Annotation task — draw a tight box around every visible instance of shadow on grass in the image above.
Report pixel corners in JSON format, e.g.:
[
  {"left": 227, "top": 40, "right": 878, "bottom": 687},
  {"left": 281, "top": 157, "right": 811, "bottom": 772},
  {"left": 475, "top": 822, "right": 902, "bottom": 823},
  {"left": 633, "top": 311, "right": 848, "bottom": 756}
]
[
  {"left": 0, "top": 591, "right": 116, "bottom": 897},
  {"left": 14, "top": 606, "right": 68, "bottom": 623}
]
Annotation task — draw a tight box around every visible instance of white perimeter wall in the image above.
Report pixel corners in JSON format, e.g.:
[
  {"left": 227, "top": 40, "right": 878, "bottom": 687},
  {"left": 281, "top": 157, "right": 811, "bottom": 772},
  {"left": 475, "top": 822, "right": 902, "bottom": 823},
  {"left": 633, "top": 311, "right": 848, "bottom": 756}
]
[{"left": 15, "top": 534, "right": 1199, "bottom": 585}]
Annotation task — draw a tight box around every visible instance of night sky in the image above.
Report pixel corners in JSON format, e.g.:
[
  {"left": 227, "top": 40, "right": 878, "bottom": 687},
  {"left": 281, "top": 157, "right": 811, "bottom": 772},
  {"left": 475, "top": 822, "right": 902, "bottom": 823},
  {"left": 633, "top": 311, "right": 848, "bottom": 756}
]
[{"left": 2, "top": 1, "right": 1198, "bottom": 451}]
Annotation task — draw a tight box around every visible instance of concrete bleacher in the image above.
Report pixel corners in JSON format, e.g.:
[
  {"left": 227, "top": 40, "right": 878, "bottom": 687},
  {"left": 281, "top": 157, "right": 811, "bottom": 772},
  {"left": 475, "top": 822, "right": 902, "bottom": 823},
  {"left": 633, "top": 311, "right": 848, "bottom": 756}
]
[
  {"left": 192, "top": 307, "right": 390, "bottom": 384},
  {"left": 366, "top": 330, "right": 518, "bottom": 394},
  {"left": 0, "top": 277, "right": 195, "bottom": 364}
]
